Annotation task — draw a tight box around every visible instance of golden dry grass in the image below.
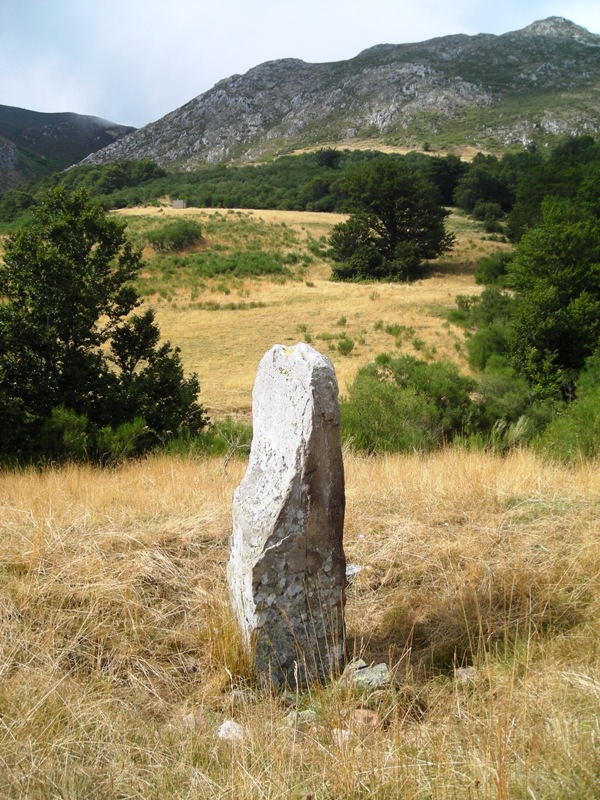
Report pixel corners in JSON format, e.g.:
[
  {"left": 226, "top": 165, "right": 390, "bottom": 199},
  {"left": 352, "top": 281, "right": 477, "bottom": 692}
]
[
  {"left": 117, "top": 207, "right": 507, "bottom": 416},
  {"left": 0, "top": 449, "right": 598, "bottom": 797}
]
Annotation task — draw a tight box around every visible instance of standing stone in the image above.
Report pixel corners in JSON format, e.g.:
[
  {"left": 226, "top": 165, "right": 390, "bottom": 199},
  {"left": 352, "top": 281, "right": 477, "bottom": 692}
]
[{"left": 228, "top": 343, "right": 346, "bottom": 687}]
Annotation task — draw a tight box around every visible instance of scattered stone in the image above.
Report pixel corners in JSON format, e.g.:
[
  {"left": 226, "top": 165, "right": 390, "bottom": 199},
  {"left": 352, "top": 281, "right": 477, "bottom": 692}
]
[
  {"left": 341, "top": 658, "right": 392, "bottom": 690},
  {"left": 228, "top": 343, "right": 346, "bottom": 688},
  {"left": 283, "top": 709, "right": 319, "bottom": 729},
  {"left": 217, "top": 719, "right": 248, "bottom": 743},
  {"left": 454, "top": 665, "right": 476, "bottom": 683}
]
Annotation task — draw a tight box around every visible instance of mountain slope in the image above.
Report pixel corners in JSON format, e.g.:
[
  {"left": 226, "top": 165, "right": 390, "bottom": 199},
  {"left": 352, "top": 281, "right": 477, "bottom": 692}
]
[
  {"left": 80, "top": 17, "right": 600, "bottom": 170},
  {"left": 0, "top": 106, "right": 135, "bottom": 192}
]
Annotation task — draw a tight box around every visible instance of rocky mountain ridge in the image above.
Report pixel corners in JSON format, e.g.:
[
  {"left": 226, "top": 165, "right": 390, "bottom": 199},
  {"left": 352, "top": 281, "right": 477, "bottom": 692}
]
[{"left": 79, "top": 16, "right": 600, "bottom": 170}]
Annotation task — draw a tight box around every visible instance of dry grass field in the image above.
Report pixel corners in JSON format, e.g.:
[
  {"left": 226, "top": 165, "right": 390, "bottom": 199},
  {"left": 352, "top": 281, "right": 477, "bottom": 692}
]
[
  {"left": 0, "top": 206, "right": 598, "bottom": 797},
  {"left": 117, "top": 206, "right": 507, "bottom": 417},
  {"left": 0, "top": 450, "right": 598, "bottom": 798}
]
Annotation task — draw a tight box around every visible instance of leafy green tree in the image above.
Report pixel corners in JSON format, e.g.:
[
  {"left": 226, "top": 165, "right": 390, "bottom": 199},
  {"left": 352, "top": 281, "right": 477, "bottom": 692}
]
[
  {"left": 422, "top": 154, "right": 468, "bottom": 205},
  {"left": 329, "top": 156, "right": 454, "bottom": 280},
  {"left": 314, "top": 148, "right": 342, "bottom": 169},
  {"left": 0, "top": 187, "right": 207, "bottom": 461},
  {"left": 507, "top": 198, "right": 600, "bottom": 396},
  {"left": 506, "top": 136, "right": 600, "bottom": 241}
]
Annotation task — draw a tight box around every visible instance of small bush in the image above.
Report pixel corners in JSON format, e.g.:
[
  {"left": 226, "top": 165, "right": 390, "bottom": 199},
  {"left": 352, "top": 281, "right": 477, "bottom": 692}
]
[
  {"left": 96, "top": 418, "right": 148, "bottom": 464},
  {"left": 341, "top": 376, "right": 438, "bottom": 454},
  {"left": 475, "top": 250, "right": 513, "bottom": 285},
  {"left": 541, "top": 351, "right": 600, "bottom": 459},
  {"left": 341, "top": 355, "right": 479, "bottom": 453},
  {"left": 147, "top": 219, "right": 203, "bottom": 252},
  {"left": 337, "top": 337, "right": 355, "bottom": 356},
  {"left": 163, "top": 417, "right": 253, "bottom": 458},
  {"left": 466, "top": 324, "right": 511, "bottom": 370},
  {"left": 384, "top": 323, "right": 402, "bottom": 337}
]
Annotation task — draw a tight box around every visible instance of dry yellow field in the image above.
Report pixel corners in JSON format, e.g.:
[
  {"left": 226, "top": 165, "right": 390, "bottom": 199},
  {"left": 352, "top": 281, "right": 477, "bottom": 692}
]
[
  {"left": 0, "top": 449, "right": 598, "bottom": 797},
  {"left": 118, "top": 207, "right": 505, "bottom": 417}
]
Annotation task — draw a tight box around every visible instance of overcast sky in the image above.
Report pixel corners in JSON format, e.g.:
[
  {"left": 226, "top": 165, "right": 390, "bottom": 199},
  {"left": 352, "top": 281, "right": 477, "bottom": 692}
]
[{"left": 1, "top": 0, "right": 599, "bottom": 128}]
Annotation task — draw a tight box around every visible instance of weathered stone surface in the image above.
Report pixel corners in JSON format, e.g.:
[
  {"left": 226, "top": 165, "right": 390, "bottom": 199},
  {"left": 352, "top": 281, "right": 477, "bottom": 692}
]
[{"left": 228, "top": 343, "right": 346, "bottom": 687}]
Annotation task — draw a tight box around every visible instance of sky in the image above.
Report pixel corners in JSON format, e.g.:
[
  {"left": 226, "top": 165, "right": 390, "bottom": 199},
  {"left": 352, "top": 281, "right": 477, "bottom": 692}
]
[{"left": 1, "top": 0, "right": 600, "bottom": 129}]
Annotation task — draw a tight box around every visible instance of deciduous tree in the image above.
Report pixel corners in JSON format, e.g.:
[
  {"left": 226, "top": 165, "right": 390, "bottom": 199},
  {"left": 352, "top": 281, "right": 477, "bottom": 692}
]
[{"left": 329, "top": 156, "right": 454, "bottom": 280}]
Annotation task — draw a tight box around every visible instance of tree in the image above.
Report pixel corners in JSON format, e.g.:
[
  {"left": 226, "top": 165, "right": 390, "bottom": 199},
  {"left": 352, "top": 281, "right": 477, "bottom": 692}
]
[
  {"left": 0, "top": 187, "right": 207, "bottom": 461},
  {"left": 329, "top": 156, "right": 454, "bottom": 280},
  {"left": 507, "top": 198, "right": 600, "bottom": 397}
]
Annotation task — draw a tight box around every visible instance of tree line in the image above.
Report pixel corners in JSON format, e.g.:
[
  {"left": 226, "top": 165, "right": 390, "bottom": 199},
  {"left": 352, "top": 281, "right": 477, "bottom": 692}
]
[{"left": 4, "top": 136, "right": 600, "bottom": 240}]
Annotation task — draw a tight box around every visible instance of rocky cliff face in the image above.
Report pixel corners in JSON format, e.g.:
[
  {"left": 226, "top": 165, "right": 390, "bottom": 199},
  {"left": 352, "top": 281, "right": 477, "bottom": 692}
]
[{"left": 68, "top": 18, "right": 600, "bottom": 169}]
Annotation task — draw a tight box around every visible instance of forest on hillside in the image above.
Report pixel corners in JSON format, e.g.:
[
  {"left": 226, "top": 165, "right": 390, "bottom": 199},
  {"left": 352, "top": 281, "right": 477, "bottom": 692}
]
[{"left": 1, "top": 136, "right": 599, "bottom": 237}]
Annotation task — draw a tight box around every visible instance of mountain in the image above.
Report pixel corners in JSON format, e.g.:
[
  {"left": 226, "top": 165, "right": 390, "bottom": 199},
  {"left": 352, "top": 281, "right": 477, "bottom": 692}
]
[
  {"left": 0, "top": 106, "right": 135, "bottom": 192},
  {"left": 79, "top": 17, "right": 600, "bottom": 171}
]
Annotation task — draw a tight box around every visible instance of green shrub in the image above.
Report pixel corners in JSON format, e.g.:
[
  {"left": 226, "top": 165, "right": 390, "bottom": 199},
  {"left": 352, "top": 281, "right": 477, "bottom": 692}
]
[
  {"left": 147, "top": 219, "right": 203, "bottom": 252},
  {"left": 475, "top": 250, "right": 513, "bottom": 285},
  {"left": 96, "top": 418, "right": 148, "bottom": 464},
  {"left": 535, "top": 353, "right": 600, "bottom": 461},
  {"left": 341, "top": 376, "right": 438, "bottom": 454},
  {"left": 163, "top": 417, "right": 253, "bottom": 458},
  {"left": 337, "top": 337, "right": 355, "bottom": 356},
  {"left": 466, "top": 324, "right": 511, "bottom": 370},
  {"left": 472, "top": 201, "right": 503, "bottom": 222},
  {"left": 341, "top": 355, "right": 479, "bottom": 453},
  {"left": 535, "top": 386, "right": 600, "bottom": 462},
  {"left": 384, "top": 323, "right": 402, "bottom": 336}
]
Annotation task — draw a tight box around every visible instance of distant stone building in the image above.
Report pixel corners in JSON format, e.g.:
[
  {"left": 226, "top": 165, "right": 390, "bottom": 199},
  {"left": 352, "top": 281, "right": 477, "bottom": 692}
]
[{"left": 172, "top": 199, "right": 187, "bottom": 209}]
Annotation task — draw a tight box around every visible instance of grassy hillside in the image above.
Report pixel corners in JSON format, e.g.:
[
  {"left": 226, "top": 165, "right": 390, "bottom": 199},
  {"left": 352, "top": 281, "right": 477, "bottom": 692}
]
[
  {"left": 0, "top": 104, "right": 135, "bottom": 190},
  {"left": 117, "top": 206, "right": 507, "bottom": 416}
]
